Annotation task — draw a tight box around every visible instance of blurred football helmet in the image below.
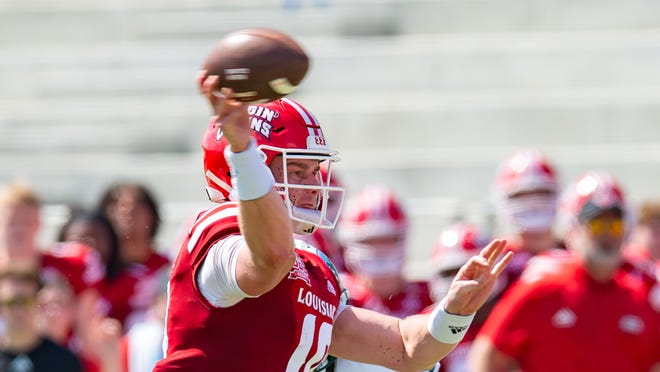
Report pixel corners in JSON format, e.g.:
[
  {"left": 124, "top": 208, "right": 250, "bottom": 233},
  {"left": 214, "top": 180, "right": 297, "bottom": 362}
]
[
  {"left": 560, "top": 172, "right": 628, "bottom": 267},
  {"left": 430, "top": 222, "right": 488, "bottom": 274},
  {"left": 202, "top": 98, "right": 345, "bottom": 233},
  {"left": 429, "top": 222, "right": 492, "bottom": 300},
  {"left": 493, "top": 149, "right": 559, "bottom": 233},
  {"left": 429, "top": 222, "right": 507, "bottom": 301},
  {"left": 560, "top": 171, "right": 626, "bottom": 225},
  {"left": 338, "top": 185, "right": 408, "bottom": 277}
]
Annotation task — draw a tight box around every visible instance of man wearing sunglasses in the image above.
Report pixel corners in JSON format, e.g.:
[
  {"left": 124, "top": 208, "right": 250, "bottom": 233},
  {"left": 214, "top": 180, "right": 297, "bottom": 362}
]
[
  {"left": 0, "top": 270, "right": 83, "bottom": 372},
  {"left": 469, "top": 171, "right": 660, "bottom": 372}
]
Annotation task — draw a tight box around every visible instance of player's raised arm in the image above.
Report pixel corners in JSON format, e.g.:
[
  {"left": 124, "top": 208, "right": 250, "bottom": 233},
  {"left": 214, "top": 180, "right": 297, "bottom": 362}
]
[
  {"left": 200, "top": 73, "right": 295, "bottom": 296},
  {"left": 330, "top": 239, "right": 513, "bottom": 371}
]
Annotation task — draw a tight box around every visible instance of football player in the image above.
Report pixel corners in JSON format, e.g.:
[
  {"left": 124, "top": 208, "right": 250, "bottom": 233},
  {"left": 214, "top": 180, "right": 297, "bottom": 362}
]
[
  {"left": 154, "top": 72, "right": 513, "bottom": 371},
  {"left": 469, "top": 172, "right": 660, "bottom": 372}
]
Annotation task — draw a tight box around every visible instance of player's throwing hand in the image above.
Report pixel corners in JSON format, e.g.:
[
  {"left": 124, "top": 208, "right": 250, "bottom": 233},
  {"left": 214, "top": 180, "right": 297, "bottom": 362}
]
[{"left": 198, "top": 70, "right": 251, "bottom": 153}]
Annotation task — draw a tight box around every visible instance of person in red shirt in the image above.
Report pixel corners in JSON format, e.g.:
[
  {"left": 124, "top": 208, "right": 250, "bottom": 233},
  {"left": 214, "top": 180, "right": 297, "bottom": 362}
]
[
  {"left": 469, "top": 171, "right": 660, "bottom": 372},
  {"left": 334, "top": 185, "right": 435, "bottom": 371},
  {"left": 0, "top": 181, "right": 105, "bottom": 293},
  {"left": 153, "top": 72, "right": 513, "bottom": 371},
  {"left": 338, "top": 185, "right": 433, "bottom": 319},
  {"left": 58, "top": 210, "right": 123, "bottom": 284},
  {"left": 0, "top": 180, "right": 112, "bottom": 371},
  {"left": 97, "top": 182, "right": 171, "bottom": 330}
]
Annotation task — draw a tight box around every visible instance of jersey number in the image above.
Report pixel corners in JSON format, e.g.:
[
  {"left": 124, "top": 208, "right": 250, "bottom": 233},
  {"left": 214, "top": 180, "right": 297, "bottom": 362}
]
[{"left": 286, "top": 314, "right": 332, "bottom": 372}]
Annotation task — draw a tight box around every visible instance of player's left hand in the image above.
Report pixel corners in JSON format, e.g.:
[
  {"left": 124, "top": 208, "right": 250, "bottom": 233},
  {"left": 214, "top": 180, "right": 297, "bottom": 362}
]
[{"left": 443, "top": 239, "right": 513, "bottom": 316}]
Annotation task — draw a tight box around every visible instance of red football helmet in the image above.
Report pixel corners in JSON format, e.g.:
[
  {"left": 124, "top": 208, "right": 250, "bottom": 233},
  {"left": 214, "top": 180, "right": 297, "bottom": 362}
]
[
  {"left": 493, "top": 149, "right": 559, "bottom": 232},
  {"left": 429, "top": 222, "right": 493, "bottom": 301},
  {"left": 560, "top": 171, "right": 626, "bottom": 224},
  {"left": 202, "top": 98, "right": 345, "bottom": 232},
  {"left": 338, "top": 185, "right": 408, "bottom": 277},
  {"left": 494, "top": 149, "right": 558, "bottom": 197},
  {"left": 430, "top": 222, "right": 489, "bottom": 274},
  {"left": 338, "top": 185, "right": 408, "bottom": 242}
]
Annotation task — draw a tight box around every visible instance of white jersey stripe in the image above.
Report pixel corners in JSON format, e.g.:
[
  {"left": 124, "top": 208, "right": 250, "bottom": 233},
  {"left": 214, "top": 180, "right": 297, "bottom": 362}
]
[{"left": 188, "top": 206, "right": 239, "bottom": 253}]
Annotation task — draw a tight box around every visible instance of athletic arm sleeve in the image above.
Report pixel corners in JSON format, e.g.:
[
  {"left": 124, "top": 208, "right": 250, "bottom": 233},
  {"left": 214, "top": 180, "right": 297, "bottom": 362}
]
[{"left": 197, "top": 235, "right": 258, "bottom": 308}]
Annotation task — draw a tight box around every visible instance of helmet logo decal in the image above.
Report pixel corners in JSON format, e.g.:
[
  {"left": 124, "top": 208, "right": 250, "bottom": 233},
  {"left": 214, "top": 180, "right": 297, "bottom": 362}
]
[
  {"left": 215, "top": 128, "right": 223, "bottom": 141},
  {"left": 248, "top": 105, "right": 279, "bottom": 140}
]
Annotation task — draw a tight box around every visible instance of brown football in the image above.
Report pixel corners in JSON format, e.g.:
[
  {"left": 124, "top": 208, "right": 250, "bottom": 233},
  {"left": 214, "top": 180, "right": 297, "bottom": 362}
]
[{"left": 203, "top": 28, "right": 310, "bottom": 102}]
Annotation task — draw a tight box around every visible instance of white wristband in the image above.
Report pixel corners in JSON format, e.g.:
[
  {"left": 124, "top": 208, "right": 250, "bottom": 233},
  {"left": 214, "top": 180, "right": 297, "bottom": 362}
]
[
  {"left": 224, "top": 139, "right": 275, "bottom": 201},
  {"left": 427, "top": 299, "right": 475, "bottom": 344}
]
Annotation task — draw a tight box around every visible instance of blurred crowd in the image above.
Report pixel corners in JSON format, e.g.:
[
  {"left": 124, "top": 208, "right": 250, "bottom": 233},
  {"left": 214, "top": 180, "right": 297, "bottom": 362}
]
[{"left": 1, "top": 148, "right": 659, "bottom": 371}]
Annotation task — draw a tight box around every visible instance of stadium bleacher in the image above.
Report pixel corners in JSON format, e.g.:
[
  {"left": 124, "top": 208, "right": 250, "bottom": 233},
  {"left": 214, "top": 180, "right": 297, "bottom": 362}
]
[{"left": 2, "top": 0, "right": 660, "bottom": 277}]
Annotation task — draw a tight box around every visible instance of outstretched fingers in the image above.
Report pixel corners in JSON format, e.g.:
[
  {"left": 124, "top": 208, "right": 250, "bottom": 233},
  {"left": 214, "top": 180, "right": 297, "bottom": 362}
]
[
  {"left": 478, "top": 239, "right": 513, "bottom": 277},
  {"left": 479, "top": 239, "right": 506, "bottom": 264},
  {"left": 491, "top": 251, "right": 514, "bottom": 276}
]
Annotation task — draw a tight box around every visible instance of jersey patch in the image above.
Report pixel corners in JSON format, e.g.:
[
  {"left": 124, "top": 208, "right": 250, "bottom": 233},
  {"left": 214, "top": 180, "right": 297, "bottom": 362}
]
[{"left": 288, "top": 256, "right": 311, "bottom": 287}]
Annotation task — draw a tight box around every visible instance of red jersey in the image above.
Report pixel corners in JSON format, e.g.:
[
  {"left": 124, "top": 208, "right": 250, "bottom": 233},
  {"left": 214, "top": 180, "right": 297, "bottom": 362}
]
[
  {"left": 154, "top": 203, "right": 346, "bottom": 371},
  {"left": 41, "top": 241, "right": 104, "bottom": 294},
  {"left": 479, "top": 253, "right": 660, "bottom": 372},
  {"left": 297, "top": 229, "right": 346, "bottom": 273},
  {"left": 341, "top": 274, "right": 433, "bottom": 319},
  {"left": 96, "top": 251, "right": 170, "bottom": 330}
]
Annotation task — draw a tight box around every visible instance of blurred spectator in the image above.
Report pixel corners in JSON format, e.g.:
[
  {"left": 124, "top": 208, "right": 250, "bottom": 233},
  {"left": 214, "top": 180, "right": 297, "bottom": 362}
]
[
  {"left": 0, "top": 180, "right": 104, "bottom": 293},
  {"left": 36, "top": 277, "right": 114, "bottom": 372},
  {"left": 118, "top": 269, "right": 169, "bottom": 372},
  {"left": 58, "top": 210, "right": 122, "bottom": 282},
  {"left": 36, "top": 278, "right": 77, "bottom": 346},
  {"left": 469, "top": 172, "right": 660, "bottom": 372},
  {"left": 334, "top": 185, "right": 433, "bottom": 371},
  {"left": 97, "top": 182, "right": 170, "bottom": 330},
  {"left": 491, "top": 149, "right": 564, "bottom": 285},
  {"left": 427, "top": 222, "right": 502, "bottom": 372},
  {"left": 0, "top": 269, "right": 83, "bottom": 371},
  {"left": 626, "top": 200, "right": 660, "bottom": 266},
  {"left": 0, "top": 180, "right": 105, "bottom": 363}
]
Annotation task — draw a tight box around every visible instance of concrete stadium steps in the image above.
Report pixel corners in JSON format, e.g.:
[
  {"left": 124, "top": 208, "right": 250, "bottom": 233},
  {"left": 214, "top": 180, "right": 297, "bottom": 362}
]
[
  {"left": 3, "top": 0, "right": 660, "bottom": 275},
  {"left": 3, "top": 0, "right": 660, "bottom": 44},
  {"left": 0, "top": 152, "right": 205, "bottom": 205},
  {"left": 3, "top": 30, "right": 660, "bottom": 100},
  {"left": 4, "top": 139, "right": 659, "bottom": 210},
  {"left": 0, "top": 95, "right": 207, "bottom": 152},
  {"left": 335, "top": 143, "right": 660, "bottom": 201},
  {"left": 304, "top": 31, "right": 660, "bottom": 92},
  {"left": 2, "top": 29, "right": 660, "bottom": 153},
  {"left": 3, "top": 86, "right": 660, "bottom": 153}
]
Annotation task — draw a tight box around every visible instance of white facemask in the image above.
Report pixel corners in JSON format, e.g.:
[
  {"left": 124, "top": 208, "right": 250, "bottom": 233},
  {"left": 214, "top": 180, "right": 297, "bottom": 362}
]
[
  {"left": 344, "top": 241, "right": 406, "bottom": 277},
  {"left": 502, "top": 194, "right": 557, "bottom": 232}
]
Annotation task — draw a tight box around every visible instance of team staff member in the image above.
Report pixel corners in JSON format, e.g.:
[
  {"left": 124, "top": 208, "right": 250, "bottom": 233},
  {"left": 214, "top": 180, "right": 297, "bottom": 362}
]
[
  {"left": 469, "top": 172, "right": 660, "bottom": 372},
  {"left": 154, "top": 72, "right": 513, "bottom": 371}
]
